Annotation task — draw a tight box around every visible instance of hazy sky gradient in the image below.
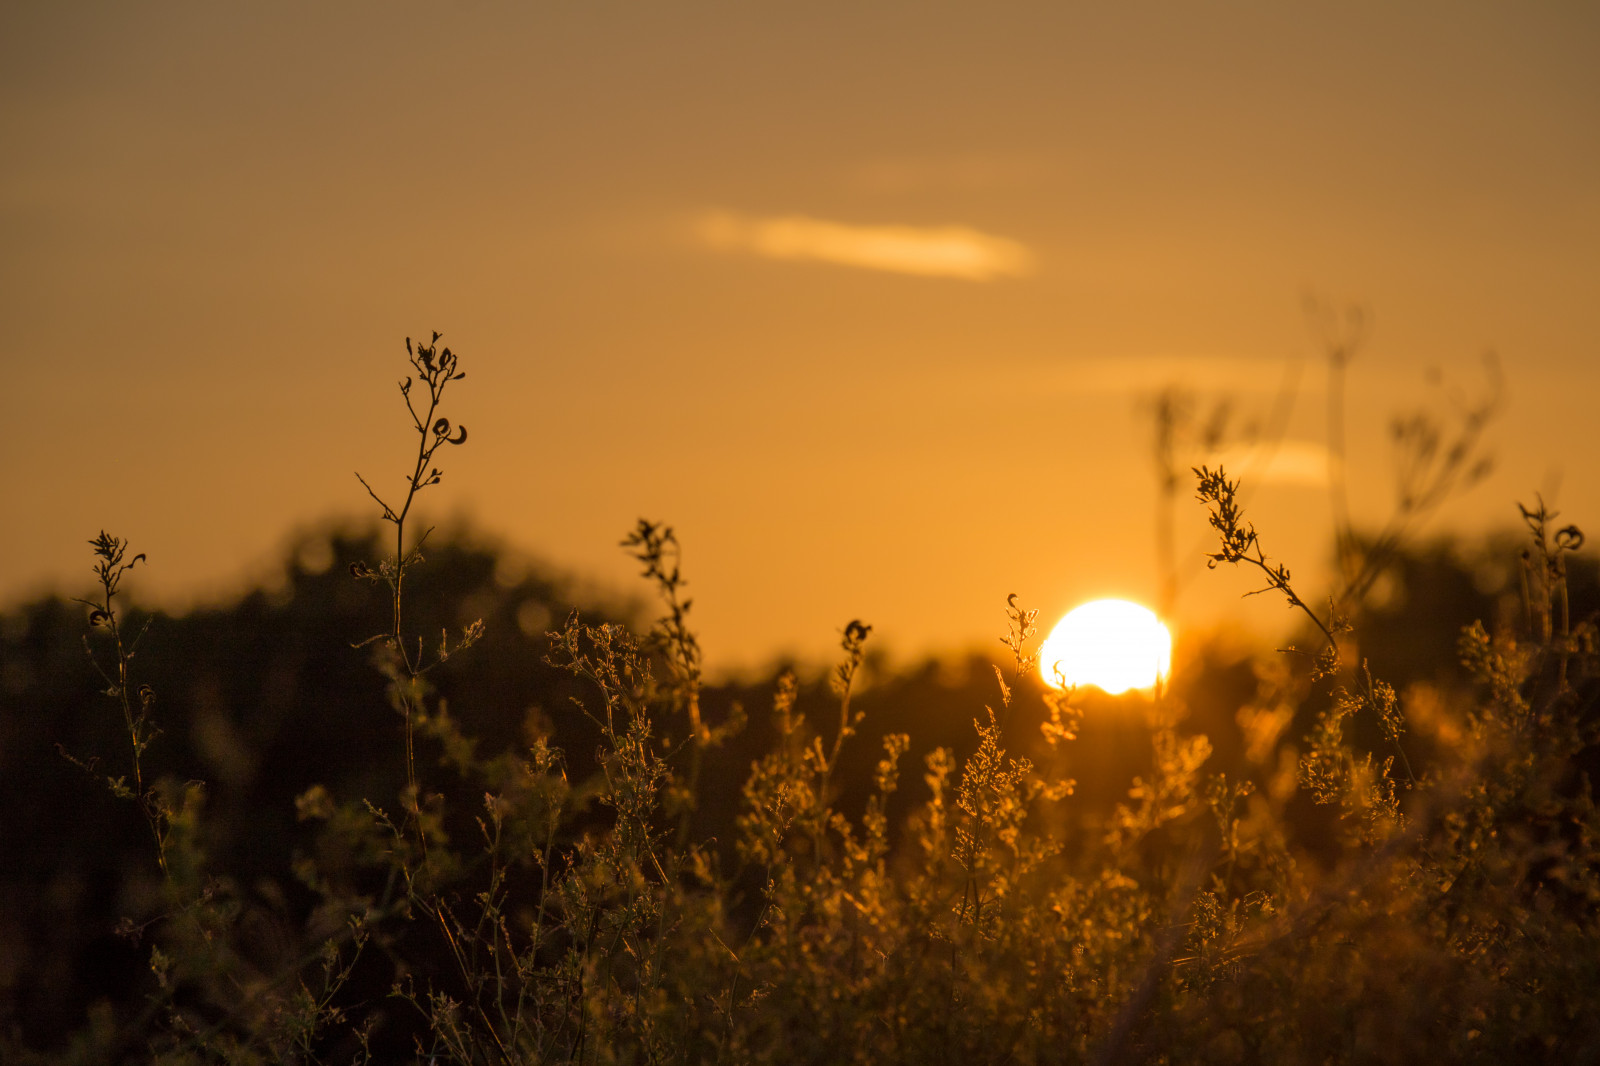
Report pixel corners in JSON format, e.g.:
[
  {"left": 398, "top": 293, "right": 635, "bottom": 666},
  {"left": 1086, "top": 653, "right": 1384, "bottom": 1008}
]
[{"left": 5, "top": 2, "right": 1597, "bottom": 672}]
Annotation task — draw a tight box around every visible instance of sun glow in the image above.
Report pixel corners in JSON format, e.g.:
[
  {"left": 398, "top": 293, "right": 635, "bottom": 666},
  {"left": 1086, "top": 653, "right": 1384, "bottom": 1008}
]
[{"left": 1039, "top": 599, "right": 1172, "bottom": 695}]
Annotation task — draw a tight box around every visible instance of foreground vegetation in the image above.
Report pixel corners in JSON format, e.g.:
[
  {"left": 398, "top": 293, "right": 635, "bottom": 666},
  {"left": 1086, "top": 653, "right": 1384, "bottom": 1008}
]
[{"left": 5, "top": 333, "right": 1598, "bottom": 1063}]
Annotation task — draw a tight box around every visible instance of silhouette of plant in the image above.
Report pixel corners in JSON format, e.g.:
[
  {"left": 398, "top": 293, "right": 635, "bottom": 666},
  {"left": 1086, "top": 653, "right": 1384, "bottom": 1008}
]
[{"left": 18, "top": 326, "right": 1598, "bottom": 1065}]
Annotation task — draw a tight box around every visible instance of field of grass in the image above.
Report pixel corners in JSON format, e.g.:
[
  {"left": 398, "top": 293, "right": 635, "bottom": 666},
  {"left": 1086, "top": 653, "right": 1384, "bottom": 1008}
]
[{"left": 3, "top": 334, "right": 1597, "bottom": 1064}]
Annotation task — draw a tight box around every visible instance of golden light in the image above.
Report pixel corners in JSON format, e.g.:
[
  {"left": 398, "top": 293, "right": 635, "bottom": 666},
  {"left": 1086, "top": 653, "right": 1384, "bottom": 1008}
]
[{"left": 1039, "top": 599, "right": 1172, "bottom": 695}]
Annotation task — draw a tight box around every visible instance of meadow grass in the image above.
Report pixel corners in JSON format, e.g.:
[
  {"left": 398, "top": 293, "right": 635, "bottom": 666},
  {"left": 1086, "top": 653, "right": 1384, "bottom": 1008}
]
[{"left": 15, "top": 332, "right": 1600, "bottom": 1064}]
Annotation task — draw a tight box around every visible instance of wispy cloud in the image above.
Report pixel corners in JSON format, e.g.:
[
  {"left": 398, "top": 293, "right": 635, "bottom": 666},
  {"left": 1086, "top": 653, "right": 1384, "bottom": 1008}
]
[
  {"left": 695, "top": 210, "right": 1034, "bottom": 281},
  {"left": 1205, "top": 440, "right": 1335, "bottom": 487}
]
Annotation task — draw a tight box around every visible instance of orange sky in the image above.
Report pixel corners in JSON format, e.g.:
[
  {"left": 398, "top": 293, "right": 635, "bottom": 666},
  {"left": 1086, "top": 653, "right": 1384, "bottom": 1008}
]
[{"left": 4, "top": 3, "right": 1597, "bottom": 674}]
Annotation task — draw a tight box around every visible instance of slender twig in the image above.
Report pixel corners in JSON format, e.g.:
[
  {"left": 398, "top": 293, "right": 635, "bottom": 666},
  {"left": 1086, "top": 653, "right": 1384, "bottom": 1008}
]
[{"left": 352, "top": 333, "right": 471, "bottom": 856}]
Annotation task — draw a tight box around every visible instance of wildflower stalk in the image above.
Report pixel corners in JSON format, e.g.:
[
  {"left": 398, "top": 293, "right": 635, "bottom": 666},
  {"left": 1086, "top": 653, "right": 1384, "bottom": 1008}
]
[
  {"left": 1197, "top": 465, "right": 1425, "bottom": 824},
  {"left": 818, "top": 619, "right": 872, "bottom": 807},
  {"left": 622, "top": 519, "right": 711, "bottom": 848},
  {"left": 1518, "top": 497, "right": 1585, "bottom": 700},
  {"left": 76, "top": 532, "right": 167, "bottom": 874},
  {"left": 1193, "top": 465, "right": 1341, "bottom": 658},
  {"left": 353, "top": 332, "right": 475, "bottom": 858}
]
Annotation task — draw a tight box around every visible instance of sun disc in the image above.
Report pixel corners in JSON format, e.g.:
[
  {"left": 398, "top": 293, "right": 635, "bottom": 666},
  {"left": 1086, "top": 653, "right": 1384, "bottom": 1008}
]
[{"left": 1039, "top": 599, "right": 1172, "bottom": 695}]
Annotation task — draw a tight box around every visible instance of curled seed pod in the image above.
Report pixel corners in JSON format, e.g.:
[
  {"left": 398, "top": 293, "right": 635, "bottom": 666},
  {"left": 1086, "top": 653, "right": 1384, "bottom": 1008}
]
[
  {"left": 349, "top": 562, "right": 372, "bottom": 579},
  {"left": 433, "top": 417, "right": 451, "bottom": 436},
  {"left": 88, "top": 608, "right": 110, "bottom": 627},
  {"left": 138, "top": 684, "right": 156, "bottom": 707},
  {"left": 448, "top": 425, "right": 468, "bottom": 445},
  {"left": 1556, "top": 525, "right": 1585, "bottom": 551}
]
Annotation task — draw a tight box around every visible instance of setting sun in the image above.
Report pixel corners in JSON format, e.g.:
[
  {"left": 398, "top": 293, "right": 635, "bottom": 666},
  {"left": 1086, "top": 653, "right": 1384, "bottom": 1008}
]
[{"left": 1039, "top": 599, "right": 1172, "bottom": 695}]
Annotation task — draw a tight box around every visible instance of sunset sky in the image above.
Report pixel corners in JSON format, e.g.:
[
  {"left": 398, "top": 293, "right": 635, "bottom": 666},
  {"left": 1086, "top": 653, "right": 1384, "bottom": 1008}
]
[{"left": 4, "top": 3, "right": 1597, "bottom": 673}]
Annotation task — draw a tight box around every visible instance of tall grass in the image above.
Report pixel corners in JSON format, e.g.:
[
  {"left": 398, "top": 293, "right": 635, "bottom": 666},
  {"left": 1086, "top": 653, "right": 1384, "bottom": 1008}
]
[{"left": 16, "top": 331, "right": 1600, "bottom": 1064}]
